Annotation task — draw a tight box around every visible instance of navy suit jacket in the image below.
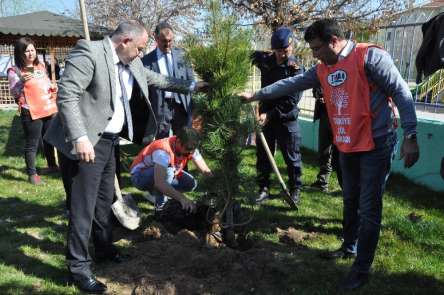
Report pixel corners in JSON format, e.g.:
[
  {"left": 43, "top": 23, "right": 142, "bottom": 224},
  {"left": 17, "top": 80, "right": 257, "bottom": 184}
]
[{"left": 142, "top": 47, "right": 194, "bottom": 132}]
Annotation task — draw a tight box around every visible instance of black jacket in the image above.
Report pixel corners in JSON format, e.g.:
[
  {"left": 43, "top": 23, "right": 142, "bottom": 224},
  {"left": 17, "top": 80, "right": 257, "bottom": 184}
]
[
  {"left": 415, "top": 12, "right": 444, "bottom": 83},
  {"left": 252, "top": 51, "right": 304, "bottom": 130}
]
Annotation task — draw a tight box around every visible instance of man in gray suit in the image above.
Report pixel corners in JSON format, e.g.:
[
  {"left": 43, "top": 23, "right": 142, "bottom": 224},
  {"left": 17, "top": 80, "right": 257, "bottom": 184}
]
[
  {"left": 142, "top": 22, "right": 194, "bottom": 139},
  {"left": 45, "top": 20, "right": 206, "bottom": 294}
]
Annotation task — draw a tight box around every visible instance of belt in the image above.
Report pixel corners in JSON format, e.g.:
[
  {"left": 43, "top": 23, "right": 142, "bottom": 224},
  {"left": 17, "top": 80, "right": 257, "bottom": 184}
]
[{"left": 101, "top": 132, "right": 120, "bottom": 140}]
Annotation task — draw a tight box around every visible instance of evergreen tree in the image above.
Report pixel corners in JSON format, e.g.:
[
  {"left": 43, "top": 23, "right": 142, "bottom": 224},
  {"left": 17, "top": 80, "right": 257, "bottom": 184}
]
[{"left": 185, "top": 1, "right": 253, "bottom": 226}]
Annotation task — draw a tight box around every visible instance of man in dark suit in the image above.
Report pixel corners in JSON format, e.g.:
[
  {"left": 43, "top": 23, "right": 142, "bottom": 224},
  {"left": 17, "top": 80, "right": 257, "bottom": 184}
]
[
  {"left": 142, "top": 22, "right": 194, "bottom": 139},
  {"left": 44, "top": 20, "right": 206, "bottom": 294}
]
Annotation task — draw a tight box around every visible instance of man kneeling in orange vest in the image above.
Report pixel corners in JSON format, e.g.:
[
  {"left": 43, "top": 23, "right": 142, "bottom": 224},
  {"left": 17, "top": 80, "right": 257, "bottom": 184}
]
[{"left": 130, "top": 127, "right": 213, "bottom": 214}]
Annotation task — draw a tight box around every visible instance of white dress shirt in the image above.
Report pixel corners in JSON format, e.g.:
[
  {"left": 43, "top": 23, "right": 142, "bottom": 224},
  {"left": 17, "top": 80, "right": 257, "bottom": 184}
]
[
  {"left": 156, "top": 47, "right": 174, "bottom": 99},
  {"left": 104, "top": 38, "right": 134, "bottom": 134},
  {"left": 338, "top": 40, "right": 354, "bottom": 61}
]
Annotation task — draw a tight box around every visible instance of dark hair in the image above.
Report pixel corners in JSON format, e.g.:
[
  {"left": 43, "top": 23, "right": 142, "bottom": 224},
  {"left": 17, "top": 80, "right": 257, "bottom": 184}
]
[
  {"left": 304, "top": 19, "right": 345, "bottom": 43},
  {"left": 111, "top": 20, "right": 146, "bottom": 40},
  {"left": 154, "top": 21, "right": 173, "bottom": 36},
  {"left": 176, "top": 127, "right": 200, "bottom": 150},
  {"left": 14, "top": 37, "right": 39, "bottom": 69}
]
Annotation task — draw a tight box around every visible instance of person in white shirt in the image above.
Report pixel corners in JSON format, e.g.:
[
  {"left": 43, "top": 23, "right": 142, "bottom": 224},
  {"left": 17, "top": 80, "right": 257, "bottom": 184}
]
[
  {"left": 44, "top": 20, "right": 208, "bottom": 294},
  {"left": 142, "top": 22, "right": 195, "bottom": 139}
]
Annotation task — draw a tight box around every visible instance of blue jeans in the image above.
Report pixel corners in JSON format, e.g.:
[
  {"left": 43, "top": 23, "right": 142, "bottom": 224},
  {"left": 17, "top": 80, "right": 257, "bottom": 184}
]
[
  {"left": 131, "top": 167, "right": 197, "bottom": 208},
  {"left": 339, "top": 133, "right": 397, "bottom": 274}
]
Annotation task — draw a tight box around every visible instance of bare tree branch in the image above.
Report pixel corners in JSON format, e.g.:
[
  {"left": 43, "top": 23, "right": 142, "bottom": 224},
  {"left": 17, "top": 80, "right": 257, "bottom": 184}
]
[
  {"left": 85, "top": 0, "right": 204, "bottom": 44},
  {"left": 222, "top": 0, "right": 407, "bottom": 31}
]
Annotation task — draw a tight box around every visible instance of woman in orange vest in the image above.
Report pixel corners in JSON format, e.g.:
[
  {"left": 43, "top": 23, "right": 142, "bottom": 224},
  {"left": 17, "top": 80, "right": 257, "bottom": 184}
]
[
  {"left": 130, "top": 127, "right": 212, "bottom": 213},
  {"left": 240, "top": 19, "right": 419, "bottom": 291},
  {"left": 7, "top": 37, "right": 58, "bottom": 185}
]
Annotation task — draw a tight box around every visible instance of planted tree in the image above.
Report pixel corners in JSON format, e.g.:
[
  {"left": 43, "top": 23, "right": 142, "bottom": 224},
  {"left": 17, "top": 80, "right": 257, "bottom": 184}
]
[{"left": 184, "top": 1, "right": 254, "bottom": 244}]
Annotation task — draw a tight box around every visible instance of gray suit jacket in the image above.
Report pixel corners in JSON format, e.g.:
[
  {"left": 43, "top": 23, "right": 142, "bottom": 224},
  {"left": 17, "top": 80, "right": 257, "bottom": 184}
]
[
  {"left": 45, "top": 37, "right": 192, "bottom": 159},
  {"left": 141, "top": 47, "right": 194, "bottom": 130}
]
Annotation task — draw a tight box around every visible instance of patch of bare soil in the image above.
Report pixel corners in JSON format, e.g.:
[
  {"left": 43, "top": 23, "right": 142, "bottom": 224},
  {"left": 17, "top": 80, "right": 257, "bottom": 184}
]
[
  {"left": 276, "top": 227, "right": 316, "bottom": 246},
  {"left": 99, "top": 225, "right": 317, "bottom": 294}
]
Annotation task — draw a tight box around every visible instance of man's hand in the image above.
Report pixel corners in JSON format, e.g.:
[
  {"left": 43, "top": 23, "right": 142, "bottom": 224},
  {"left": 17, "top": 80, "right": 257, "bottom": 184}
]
[
  {"left": 238, "top": 91, "right": 255, "bottom": 103},
  {"left": 50, "top": 82, "right": 58, "bottom": 93},
  {"left": 400, "top": 137, "right": 419, "bottom": 168},
  {"left": 258, "top": 113, "right": 268, "bottom": 126},
  {"left": 74, "top": 138, "right": 95, "bottom": 163},
  {"left": 202, "top": 169, "right": 213, "bottom": 178},
  {"left": 288, "top": 60, "right": 301, "bottom": 70},
  {"left": 180, "top": 197, "right": 196, "bottom": 213},
  {"left": 195, "top": 81, "right": 210, "bottom": 92}
]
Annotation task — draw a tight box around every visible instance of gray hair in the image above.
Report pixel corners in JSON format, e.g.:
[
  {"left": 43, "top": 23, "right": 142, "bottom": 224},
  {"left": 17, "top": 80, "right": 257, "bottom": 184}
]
[{"left": 111, "top": 20, "right": 146, "bottom": 41}]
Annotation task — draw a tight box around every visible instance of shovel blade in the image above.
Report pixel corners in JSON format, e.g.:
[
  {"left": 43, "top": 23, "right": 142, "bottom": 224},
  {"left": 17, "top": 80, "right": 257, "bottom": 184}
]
[
  {"left": 112, "top": 193, "right": 141, "bottom": 230},
  {"left": 281, "top": 190, "right": 298, "bottom": 210}
]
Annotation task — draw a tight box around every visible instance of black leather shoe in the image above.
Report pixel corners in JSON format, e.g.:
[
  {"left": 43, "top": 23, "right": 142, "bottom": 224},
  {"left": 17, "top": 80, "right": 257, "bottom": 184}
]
[
  {"left": 71, "top": 275, "right": 107, "bottom": 294},
  {"left": 309, "top": 180, "right": 329, "bottom": 193},
  {"left": 320, "top": 248, "right": 357, "bottom": 260},
  {"left": 340, "top": 271, "right": 369, "bottom": 291},
  {"left": 96, "top": 252, "right": 130, "bottom": 264}
]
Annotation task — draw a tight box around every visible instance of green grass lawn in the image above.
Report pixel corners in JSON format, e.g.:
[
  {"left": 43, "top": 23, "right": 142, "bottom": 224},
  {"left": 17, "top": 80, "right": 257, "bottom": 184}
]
[{"left": 0, "top": 109, "right": 443, "bottom": 294}]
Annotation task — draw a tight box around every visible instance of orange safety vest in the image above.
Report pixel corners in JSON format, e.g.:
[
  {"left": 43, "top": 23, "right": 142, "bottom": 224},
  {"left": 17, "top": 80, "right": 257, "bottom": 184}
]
[
  {"left": 317, "top": 43, "right": 380, "bottom": 153},
  {"left": 9, "top": 63, "right": 57, "bottom": 119},
  {"left": 130, "top": 136, "right": 192, "bottom": 176}
]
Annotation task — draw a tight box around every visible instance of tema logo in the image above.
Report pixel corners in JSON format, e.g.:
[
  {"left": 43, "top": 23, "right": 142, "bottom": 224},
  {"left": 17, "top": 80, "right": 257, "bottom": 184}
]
[{"left": 327, "top": 70, "right": 347, "bottom": 87}]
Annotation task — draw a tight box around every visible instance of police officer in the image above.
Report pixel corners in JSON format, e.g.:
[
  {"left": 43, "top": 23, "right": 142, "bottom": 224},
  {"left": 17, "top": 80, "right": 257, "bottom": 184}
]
[{"left": 252, "top": 27, "right": 304, "bottom": 204}]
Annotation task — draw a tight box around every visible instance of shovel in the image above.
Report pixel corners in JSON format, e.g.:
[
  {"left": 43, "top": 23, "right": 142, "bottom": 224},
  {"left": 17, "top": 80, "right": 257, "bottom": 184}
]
[
  {"left": 250, "top": 103, "right": 297, "bottom": 210},
  {"left": 111, "top": 175, "right": 141, "bottom": 230},
  {"left": 257, "top": 129, "right": 298, "bottom": 210}
]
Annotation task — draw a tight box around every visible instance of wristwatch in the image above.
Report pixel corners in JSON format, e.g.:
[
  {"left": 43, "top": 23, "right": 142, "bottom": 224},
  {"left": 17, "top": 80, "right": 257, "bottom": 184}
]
[{"left": 405, "top": 133, "right": 417, "bottom": 141}]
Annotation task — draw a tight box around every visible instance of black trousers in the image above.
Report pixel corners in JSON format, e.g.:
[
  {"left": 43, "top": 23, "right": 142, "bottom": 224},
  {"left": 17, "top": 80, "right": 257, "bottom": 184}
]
[
  {"left": 256, "top": 121, "right": 302, "bottom": 192},
  {"left": 20, "top": 108, "right": 57, "bottom": 175},
  {"left": 315, "top": 107, "right": 342, "bottom": 188},
  {"left": 61, "top": 134, "right": 119, "bottom": 278},
  {"left": 57, "top": 150, "right": 73, "bottom": 210}
]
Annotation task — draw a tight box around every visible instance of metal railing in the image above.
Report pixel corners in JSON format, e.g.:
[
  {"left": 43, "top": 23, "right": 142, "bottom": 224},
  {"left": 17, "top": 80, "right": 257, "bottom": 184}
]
[
  {"left": 413, "top": 68, "right": 444, "bottom": 113},
  {"left": 0, "top": 78, "right": 14, "bottom": 106},
  {"left": 366, "top": 8, "right": 444, "bottom": 114}
]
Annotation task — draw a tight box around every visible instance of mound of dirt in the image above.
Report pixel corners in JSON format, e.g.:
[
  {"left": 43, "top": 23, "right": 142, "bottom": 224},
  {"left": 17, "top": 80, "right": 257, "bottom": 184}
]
[
  {"left": 142, "top": 222, "right": 166, "bottom": 240},
  {"left": 98, "top": 223, "right": 316, "bottom": 294},
  {"left": 276, "top": 227, "right": 316, "bottom": 246}
]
